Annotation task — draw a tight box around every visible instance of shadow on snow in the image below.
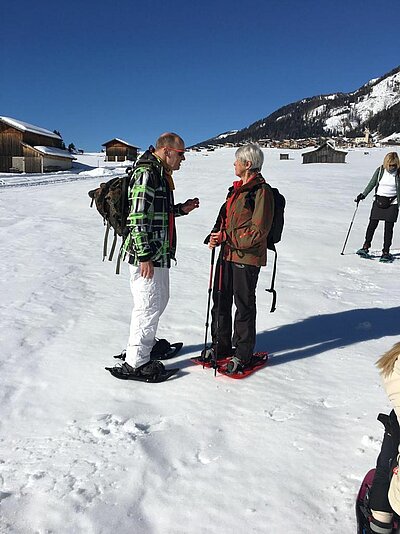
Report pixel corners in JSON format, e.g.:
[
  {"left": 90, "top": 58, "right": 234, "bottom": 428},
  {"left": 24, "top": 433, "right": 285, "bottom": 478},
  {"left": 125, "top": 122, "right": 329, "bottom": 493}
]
[
  {"left": 181, "top": 306, "right": 400, "bottom": 367},
  {"left": 258, "top": 306, "right": 400, "bottom": 366}
]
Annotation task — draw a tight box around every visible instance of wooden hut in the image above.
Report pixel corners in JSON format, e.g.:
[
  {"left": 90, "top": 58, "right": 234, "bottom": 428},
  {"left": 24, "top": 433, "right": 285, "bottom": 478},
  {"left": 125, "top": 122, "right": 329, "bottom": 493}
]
[
  {"left": 102, "top": 138, "right": 139, "bottom": 162},
  {"left": 302, "top": 142, "right": 347, "bottom": 164},
  {"left": 0, "top": 116, "right": 74, "bottom": 173},
  {"left": 13, "top": 144, "right": 75, "bottom": 173}
]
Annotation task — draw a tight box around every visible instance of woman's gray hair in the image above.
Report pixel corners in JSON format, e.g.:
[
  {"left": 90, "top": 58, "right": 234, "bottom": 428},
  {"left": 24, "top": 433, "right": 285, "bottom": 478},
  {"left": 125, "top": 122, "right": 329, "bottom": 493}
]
[{"left": 235, "top": 143, "right": 264, "bottom": 172}]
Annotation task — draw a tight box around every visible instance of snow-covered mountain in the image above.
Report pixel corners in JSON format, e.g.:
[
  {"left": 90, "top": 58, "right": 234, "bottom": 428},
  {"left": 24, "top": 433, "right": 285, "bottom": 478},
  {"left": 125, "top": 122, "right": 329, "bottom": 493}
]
[{"left": 194, "top": 65, "right": 400, "bottom": 146}]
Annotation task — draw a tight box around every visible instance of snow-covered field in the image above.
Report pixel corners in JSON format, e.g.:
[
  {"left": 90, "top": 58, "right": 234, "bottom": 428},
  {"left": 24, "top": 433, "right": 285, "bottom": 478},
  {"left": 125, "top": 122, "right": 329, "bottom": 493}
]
[{"left": 0, "top": 147, "right": 399, "bottom": 534}]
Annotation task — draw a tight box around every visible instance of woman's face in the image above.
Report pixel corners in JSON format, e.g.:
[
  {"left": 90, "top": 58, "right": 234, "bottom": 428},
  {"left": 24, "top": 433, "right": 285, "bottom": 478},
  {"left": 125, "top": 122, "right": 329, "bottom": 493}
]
[{"left": 234, "top": 158, "right": 248, "bottom": 178}]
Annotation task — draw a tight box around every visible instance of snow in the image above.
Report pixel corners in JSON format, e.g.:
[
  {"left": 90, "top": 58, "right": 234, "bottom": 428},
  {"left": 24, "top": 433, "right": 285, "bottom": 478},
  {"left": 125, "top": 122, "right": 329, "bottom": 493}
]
[
  {"left": 380, "top": 133, "right": 400, "bottom": 143},
  {"left": 324, "top": 71, "right": 400, "bottom": 133},
  {"left": 306, "top": 104, "right": 327, "bottom": 119},
  {"left": 0, "top": 116, "right": 61, "bottom": 139},
  {"left": 33, "top": 146, "right": 76, "bottom": 159},
  {"left": 214, "top": 131, "right": 238, "bottom": 140},
  {"left": 0, "top": 147, "right": 399, "bottom": 533}
]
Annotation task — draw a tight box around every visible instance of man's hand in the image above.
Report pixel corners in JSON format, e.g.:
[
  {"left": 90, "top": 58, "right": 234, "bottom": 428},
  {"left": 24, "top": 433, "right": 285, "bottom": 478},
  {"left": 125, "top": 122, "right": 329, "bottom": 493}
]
[
  {"left": 140, "top": 260, "right": 154, "bottom": 279},
  {"left": 209, "top": 231, "right": 223, "bottom": 249},
  {"left": 354, "top": 193, "right": 365, "bottom": 204},
  {"left": 181, "top": 197, "right": 200, "bottom": 214}
]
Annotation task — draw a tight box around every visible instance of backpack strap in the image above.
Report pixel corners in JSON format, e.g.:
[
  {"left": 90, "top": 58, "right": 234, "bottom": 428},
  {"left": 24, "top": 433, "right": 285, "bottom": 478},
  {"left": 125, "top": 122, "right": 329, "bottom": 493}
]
[
  {"left": 108, "top": 232, "right": 118, "bottom": 261},
  {"left": 265, "top": 244, "right": 277, "bottom": 313},
  {"left": 103, "top": 222, "right": 111, "bottom": 261}
]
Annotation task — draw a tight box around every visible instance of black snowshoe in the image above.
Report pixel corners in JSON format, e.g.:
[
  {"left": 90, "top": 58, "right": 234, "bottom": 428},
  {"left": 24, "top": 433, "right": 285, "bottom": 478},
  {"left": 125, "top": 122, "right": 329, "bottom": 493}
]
[
  {"left": 113, "top": 339, "right": 183, "bottom": 362},
  {"left": 380, "top": 253, "right": 394, "bottom": 263},
  {"left": 105, "top": 360, "right": 178, "bottom": 383},
  {"left": 357, "top": 247, "right": 373, "bottom": 259}
]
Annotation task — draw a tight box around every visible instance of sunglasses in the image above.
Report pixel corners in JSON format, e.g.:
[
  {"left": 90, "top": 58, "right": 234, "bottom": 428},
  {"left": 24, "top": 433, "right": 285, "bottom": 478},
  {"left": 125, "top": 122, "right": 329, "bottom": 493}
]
[{"left": 165, "top": 146, "right": 186, "bottom": 157}]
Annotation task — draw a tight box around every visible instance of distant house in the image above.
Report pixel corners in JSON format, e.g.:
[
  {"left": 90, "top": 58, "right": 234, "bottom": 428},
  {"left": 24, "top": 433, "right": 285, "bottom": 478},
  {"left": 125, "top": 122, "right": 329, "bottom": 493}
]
[
  {"left": 280, "top": 153, "right": 289, "bottom": 160},
  {"left": 102, "top": 139, "right": 140, "bottom": 162},
  {"left": 302, "top": 142, "right": 347, "bottom": 164},
  {"left": 0, "top": 116, "right": 75, "bottom": 173}
]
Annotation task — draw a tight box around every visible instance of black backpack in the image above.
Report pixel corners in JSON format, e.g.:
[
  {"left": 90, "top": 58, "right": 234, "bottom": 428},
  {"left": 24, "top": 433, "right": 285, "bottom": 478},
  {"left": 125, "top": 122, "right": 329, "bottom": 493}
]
[
  {"left": 88, "top": 166, "right": 133, "bottom": 273},
  {"left": 247, "top": 183, "right": 286, "bottom": 312},
  {"left": 265, "top": 186, "right": 285, "bottom": 312}
]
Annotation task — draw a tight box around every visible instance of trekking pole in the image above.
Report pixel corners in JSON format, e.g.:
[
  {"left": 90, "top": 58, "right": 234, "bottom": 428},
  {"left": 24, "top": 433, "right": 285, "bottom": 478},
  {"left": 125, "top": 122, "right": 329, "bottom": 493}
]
[
  {"left": 203, "top": 247, "right": 216, "bottom": 368},
  {"left": 340, "top": 202, "right": 360, "bottom": 255},
  {"left": 213, "top": 242, "right": 225, "bottom": 377}
]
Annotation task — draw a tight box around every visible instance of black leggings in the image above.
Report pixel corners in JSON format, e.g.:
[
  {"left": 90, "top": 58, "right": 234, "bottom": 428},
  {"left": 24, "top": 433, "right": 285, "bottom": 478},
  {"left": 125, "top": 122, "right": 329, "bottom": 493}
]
[{"left": 365, "top": 220, "right": 395, "bottom": 253}]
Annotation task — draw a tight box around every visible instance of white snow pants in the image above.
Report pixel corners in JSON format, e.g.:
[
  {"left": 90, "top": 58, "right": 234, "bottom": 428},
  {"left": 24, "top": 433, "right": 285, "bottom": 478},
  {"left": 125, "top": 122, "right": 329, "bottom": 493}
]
[{"left": 125, "top": 264, "right": 170, "bottom": 369}]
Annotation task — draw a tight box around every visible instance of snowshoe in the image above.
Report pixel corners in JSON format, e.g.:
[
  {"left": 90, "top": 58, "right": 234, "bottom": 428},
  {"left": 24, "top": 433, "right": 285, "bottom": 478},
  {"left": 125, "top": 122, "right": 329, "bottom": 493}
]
[
  {"left": 217, "top": 352, "right": 268, "bottom": 379},
  {"left": 357, "top": 248, "right": 373, "bottom": 259},
  {"left": 113, "top": 340, "right": 183, "bottom": 362},
  {"left": 380, "top": 253, "right": 394, "bottom": 263},
  {"left": 105, "top": 360, "right": 178, "bottom": 383},
  {"left": 191, "top": 346, "right": 234, "bottom": 368},
  {"left": 150, "top": 339, "right": 183, "bottom": 359}
]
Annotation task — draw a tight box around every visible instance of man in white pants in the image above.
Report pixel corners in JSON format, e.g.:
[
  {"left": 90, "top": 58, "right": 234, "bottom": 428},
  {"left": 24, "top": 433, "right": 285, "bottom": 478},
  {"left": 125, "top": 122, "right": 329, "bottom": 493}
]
[{"left": 115, "top": 132, "right": 199, "bottom": 380}]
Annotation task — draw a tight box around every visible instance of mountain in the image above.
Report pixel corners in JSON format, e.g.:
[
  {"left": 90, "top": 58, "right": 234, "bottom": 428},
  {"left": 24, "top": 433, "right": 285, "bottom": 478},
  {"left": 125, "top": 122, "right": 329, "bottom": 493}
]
[{"left": 193, "top": 66, "right": 400, "bottom": 147}]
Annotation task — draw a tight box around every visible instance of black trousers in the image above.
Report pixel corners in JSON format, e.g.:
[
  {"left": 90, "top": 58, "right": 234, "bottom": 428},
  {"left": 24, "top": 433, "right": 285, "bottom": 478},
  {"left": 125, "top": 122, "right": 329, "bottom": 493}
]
[
  {"left": 369, "top": 411, "right": 400, "bottom": 513},
  {"left": 365, "top": 220, "right": 395, "bottom": 253},
  {"left": 211, "top": 259, "right": 260, "bottom": 365}
]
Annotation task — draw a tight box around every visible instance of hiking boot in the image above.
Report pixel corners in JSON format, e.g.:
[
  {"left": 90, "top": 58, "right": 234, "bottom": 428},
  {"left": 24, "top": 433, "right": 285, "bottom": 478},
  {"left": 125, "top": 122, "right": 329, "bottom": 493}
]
[
  {"left": 225, "top": 356, "right": 245, "bottom": 374},
  {"left": 356, "top": 247, "right": 370, "bottom": 257},
  {"left": 119, "top": 360, "right": 166, "bottom": 379},
  {"left": 380, "top": 252, "right": 394, "bottom": 263},
  {"left": 199, "top": 346, "right": 233, "bottom": 363},
  {"left": 136, "top": 360, "right": 166, "bottom": 379}
]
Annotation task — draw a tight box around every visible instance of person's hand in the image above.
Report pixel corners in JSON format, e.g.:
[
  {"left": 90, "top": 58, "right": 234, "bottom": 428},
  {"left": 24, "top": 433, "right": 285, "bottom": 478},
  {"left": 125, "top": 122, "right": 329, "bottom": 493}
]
[
  {"left": 140, "top": 260, "right": 154, "bottom": 279},
  {"left": 181, "top": 198, "right": 200, "bottom": 214},
  {"left": 209, "top": 231, "right": 223, "bottom": 249},
  {"left": 355, "top": 193, "right": 365, "bottom": 203}
]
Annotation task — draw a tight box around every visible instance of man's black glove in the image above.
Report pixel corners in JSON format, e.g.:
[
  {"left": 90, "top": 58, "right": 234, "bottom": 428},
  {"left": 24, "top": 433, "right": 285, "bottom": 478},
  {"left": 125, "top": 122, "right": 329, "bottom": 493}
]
[{"left": 355, "top": 193, "right": 365, "bottom": 203}]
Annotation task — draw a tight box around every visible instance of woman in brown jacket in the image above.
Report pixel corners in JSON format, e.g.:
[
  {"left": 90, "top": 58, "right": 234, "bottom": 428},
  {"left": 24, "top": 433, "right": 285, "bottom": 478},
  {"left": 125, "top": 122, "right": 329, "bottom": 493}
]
[{"left": 203, "top": 144, "right": 274, "bottom": 374}]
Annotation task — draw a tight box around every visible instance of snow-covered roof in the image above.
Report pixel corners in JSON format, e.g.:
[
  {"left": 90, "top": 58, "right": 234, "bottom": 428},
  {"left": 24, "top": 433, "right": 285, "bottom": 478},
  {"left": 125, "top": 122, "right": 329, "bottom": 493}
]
[
  {"left": 28, "top": 145, "right": 76, "bottom": 159},
  {"left": 0, "top": 117, "right": 62, "bottom": 139},
  {"left": 102, "top": 138, "right": 140, "bottom": 149},
  {"left": 302, "top": 142, "right": 348, "bottom": 156}
]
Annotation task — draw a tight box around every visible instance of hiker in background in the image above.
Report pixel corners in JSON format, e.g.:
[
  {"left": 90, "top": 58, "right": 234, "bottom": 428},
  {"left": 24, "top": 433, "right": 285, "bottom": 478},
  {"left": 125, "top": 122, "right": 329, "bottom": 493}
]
[
  {"left": 366, "top": 342, "right": 400, "bottom": 534},
  {"left": 111, "top": 132, "right": 199, "bottom": 381},
  {"left": 355, "top": 152, "right": 400, "bottom": 263},
  {"left": 202, "top": 143, "right": 274, "bottom": 374}
]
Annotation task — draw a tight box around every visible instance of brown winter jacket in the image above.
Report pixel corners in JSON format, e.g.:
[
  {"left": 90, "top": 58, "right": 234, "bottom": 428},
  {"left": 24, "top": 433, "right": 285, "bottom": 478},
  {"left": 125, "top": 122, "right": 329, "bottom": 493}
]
[{"left": 212, "top": 173, "right": 274, "bottom": 267}]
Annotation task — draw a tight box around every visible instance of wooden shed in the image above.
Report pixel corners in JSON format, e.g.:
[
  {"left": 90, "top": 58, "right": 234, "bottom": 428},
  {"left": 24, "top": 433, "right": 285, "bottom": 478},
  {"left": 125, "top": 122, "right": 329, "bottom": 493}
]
[
  {"left": 302, "top": 142, "right": 347, "bottom": 164},
  {"left": 12, "top": 144, "right": 75, "bottom": 173},
  {"left": 102, "top": 138, "right": 139, "bottom": 162},
  {"left": 0, "top": 116, "right": 73, "bottom": 173}
]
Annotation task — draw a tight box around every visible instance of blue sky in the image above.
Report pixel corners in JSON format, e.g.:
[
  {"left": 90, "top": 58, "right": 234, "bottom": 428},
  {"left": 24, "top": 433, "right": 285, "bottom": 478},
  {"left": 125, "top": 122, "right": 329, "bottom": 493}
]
[{"left": 1, "top": 0, "right": 399, "bottom": 150}]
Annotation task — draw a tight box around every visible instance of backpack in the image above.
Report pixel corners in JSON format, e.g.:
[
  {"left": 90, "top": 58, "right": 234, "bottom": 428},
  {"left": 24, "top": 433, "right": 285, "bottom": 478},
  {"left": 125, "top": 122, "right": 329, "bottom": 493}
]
[
  {"left": 88, "top": 166, "right": 133, "bottom": 273},
  {"left": 248, "top": 183, "right": 286, "bottom": 313}
]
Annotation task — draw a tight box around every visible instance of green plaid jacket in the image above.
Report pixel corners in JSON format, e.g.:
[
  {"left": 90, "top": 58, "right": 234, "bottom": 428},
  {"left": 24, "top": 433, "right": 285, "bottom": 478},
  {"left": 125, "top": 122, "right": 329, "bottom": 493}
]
[{"left": 122, "top": 151, "right": 186, "bottom": 268}]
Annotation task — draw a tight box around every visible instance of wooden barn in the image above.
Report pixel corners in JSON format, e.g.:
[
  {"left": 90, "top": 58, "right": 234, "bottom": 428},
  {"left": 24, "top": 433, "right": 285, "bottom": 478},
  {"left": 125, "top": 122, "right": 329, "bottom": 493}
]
[
  {"left": 102, "top": 138, "right": 139, "bottom": 162},
  {"left": 0, "top": 116, "right": 74, "bottom": 173},
  {"left": 302, "top": 142, "right": 347, "bottom": 164}
]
